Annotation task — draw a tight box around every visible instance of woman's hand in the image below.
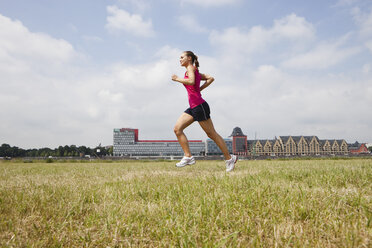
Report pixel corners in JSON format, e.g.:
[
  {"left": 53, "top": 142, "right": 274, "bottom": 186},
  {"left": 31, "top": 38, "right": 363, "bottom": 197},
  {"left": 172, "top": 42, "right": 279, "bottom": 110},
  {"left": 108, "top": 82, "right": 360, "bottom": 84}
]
[
  {"left": 200, "top": 73, "right": 214, "bottom": 91},
  {"left": 171, "top": 74, "right": 179, "bottom": 82}
]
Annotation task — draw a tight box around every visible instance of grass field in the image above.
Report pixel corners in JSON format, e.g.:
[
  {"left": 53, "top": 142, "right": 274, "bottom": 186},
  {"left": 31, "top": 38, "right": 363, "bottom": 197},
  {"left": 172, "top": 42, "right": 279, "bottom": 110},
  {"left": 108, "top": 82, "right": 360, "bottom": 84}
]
[{"left": 0, "top": 159, "right": 371, "bottom": 247}]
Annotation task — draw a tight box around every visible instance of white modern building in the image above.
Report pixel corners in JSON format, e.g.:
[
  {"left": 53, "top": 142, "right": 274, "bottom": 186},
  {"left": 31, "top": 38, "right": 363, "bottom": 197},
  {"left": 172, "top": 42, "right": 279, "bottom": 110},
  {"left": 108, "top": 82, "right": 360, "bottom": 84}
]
[{"left": 113, "top": 128, "right": 205, "bottom": 157}]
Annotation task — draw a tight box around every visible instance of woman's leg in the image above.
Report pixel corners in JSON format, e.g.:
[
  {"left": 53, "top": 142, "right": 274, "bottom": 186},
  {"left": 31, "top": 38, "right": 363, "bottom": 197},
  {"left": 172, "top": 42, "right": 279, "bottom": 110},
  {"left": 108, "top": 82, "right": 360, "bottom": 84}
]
[
  {"left": 198, "top": 118, "right": 231, "bottom": 160},
  {"left": 174, "top": 113, "right": 194, "bottom": 157}
]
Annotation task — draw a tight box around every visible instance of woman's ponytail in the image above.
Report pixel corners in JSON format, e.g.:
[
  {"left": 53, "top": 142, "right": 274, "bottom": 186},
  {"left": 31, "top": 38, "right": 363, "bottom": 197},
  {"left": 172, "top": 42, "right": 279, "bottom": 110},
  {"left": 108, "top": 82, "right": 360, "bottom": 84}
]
[{"left": 194, "top": 56, "right": 199, "bottom": 68}]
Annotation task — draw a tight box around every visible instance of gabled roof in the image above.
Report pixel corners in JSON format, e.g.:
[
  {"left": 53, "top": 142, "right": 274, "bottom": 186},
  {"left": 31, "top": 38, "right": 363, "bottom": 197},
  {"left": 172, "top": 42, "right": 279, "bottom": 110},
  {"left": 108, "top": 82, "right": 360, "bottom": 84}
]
[
  {"left": 291, "top": 136, "right": 303, "bottom": 142},
  {"left": 319, "top": 140, "right": 329, "bottom": 146},
  {"left": 348, "top": 141, "right": 363, "bottom": 149},
  {"left": 303, "top": 136, "right": 319, "bottom": 143},
  {"left": 259, "top": 140, "right": 272, "bottom": 145},
  {"left": 279, "top": 136, "right": 291, "bottom": 143}
]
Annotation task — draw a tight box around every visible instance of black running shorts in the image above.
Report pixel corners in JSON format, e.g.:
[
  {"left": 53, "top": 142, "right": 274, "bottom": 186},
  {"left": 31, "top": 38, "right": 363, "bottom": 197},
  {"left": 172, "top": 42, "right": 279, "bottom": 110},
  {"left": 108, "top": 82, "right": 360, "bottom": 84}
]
[{"left": 184, "top": 101, "right": 211, "bottom": 122}]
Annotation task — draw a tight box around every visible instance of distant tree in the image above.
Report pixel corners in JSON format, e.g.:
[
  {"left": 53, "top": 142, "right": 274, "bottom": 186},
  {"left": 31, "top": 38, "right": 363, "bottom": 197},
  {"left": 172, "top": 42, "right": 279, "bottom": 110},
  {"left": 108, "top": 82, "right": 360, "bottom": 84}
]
[
  {"left": 78, "top": 146, "right": 84, "bottom": 155},
  {"left": 12, "top": 146, "right": 26, "bottom": 157},
  {"left": 108, "top": 146, "right": 113, "bottom": 156},
  {"left": 0, "top": 143, "right": 107, "bottom": 158},
  {"left": 0, "top": 144, "right": 12, "bottom": 157},
  {"left": 40, "top": 150, "right": 47, "bottom": 157},
  {"left": 70, "top": 145, "right": 78, "bottom": 157},
  {"left": 64, "top": 145, "right": 70, "bottom": 155},
  {"left": 93, "top": 145, "right": 110, "bottom": 156},
  {"left": 26, "top": 149, "right": 38, "bottom": 157},
  {"left": 0, "top": 144, "right": 26, "bottom": 157},
  {"left": 57, "top": 146, "right": 64, "bottom": 157}
]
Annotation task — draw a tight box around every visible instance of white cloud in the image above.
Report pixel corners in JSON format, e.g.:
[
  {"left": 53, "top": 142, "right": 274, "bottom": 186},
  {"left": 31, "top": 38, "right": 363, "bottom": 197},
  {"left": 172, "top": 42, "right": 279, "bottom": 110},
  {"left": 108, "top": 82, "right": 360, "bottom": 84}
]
[
  {"left": 105, "top": 5, "right": 155, "bottom": 37},
  {"left": 361, "top": 13, "right": 372, "bottom": 37},
  {"left": 204, "top": 11, "right": 371, "bottom": 141},
  {"left": 272, "top": 14, "right": 315, "bottom": 40},
  {"left": 154, "top": 45, "right": 182, "bottom": 61},
  {"left": 209, "top": 14, "right": 315, "bottom": 56},
  {"left": 282, "top": 39, "right": 361, "bottom": 70},
  {"left": 219, "top": 64, "right": 372, "bottom": 141},
  {"left": 98, "top": 90, "right": 123, "bottom": 103},
  {"left": 210, "top": 26, "right": 269, "bottom": 54},
  {"left": 334, "top": 0, "right": 359, "bottom": 7},
  {"left": 365, "top": 40, "right": 372, "bottom": 53},
  {"left": 181, "top": 0, "right": 240, "bottom": 7},
  {"left": 362, "top": 63, "right": 371, "bottom": 74},
  {"left": 352, "top": 8, "right": 372, "bottom": 37},
  {"left": 177, "top": 15, "right": 208, "bottom": 33},
  {"left": 0, "top": 14, "right": 94, "bottom": 147},
  {"left": 351, "top": 8, "right": 372, "bottom": 54},
  {"left": 0, "top": 14, "right": 76, "bottom": 66},
  {"left": 82, "top": 35, "right": 103, "bottom": 42},
  {"left": 0, "top": 16, "right": 184, "bottom": 148},
  {"left": 116, "top": 0, "right": 150, "bottom": 13}
]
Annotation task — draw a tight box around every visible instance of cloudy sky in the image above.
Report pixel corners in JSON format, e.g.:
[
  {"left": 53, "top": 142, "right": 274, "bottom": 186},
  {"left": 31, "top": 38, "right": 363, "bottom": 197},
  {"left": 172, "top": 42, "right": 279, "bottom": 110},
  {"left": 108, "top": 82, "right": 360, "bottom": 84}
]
[{"left": 0, "top": 0, "right": 371, "bottom": 149}]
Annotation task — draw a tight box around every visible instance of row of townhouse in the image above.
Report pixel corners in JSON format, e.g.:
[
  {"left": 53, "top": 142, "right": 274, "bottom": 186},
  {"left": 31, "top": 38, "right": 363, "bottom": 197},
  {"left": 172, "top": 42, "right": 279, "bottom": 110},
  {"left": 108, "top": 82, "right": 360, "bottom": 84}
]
[{"left": 244, "top": 136, "right": 349, "bottom": 157}]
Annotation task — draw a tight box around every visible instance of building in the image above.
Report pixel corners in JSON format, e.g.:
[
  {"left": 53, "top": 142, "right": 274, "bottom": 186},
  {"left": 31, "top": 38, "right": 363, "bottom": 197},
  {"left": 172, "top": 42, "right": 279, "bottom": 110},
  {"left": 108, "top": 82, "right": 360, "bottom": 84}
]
[
  {"left": 348, "top": 142, "right": 370, "bottom": 154},
  {"left": 113, "top": 128, "right": 205, "bottom": 157},
  {"left": 113, "top": 127, "right": 367, "bottom": 157},
  {"left": 206, "top": 138, "right": 232, "bottom": 155},
  {"left": 211, "top": 127, "right": 354, "bottom": 157},
  {"left": 231, "top": 127, "right": 248, "bottom": 156},
  {"left": 246, "top": 137, "right": 349, "bottom": 157}
]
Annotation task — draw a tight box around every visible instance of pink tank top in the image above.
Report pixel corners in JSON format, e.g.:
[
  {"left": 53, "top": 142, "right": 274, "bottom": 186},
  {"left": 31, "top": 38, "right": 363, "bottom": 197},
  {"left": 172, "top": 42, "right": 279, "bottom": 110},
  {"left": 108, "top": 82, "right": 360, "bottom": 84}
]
[{"left": 184, "top": 68, "right": 205, "bottom": 108}]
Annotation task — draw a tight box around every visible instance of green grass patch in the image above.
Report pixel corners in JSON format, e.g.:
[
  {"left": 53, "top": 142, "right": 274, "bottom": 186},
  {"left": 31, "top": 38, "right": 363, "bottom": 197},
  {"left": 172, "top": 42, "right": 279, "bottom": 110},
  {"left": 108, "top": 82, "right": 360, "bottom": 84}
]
[{"left": 0, "top": 159, "right": 371, "bottom": 247}]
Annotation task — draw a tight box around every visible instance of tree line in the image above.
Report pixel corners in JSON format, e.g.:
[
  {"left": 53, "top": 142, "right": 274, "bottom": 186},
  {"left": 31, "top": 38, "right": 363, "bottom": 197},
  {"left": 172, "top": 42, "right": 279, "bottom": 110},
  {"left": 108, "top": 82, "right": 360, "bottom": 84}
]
[{"left": 0, "top": 144, "right": 113, "bottom": 158}]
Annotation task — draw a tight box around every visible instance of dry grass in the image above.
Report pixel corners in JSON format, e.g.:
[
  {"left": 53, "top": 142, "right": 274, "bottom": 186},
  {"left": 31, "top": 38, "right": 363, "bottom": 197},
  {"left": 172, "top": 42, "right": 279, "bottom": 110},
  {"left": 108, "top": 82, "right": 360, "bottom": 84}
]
[{"left": 0, "top": 159, "right": 371, "bottom": 247}]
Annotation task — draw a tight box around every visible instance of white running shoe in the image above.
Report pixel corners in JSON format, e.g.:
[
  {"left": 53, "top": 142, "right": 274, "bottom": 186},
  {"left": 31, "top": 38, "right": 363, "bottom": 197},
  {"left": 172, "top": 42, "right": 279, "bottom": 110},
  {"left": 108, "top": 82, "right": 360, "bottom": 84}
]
[
  {"left": 225, "top": 155, "right": 238, "bottom": 172},
  {"left": 176, "top": 156, "right": 195, "bottom": 167}
]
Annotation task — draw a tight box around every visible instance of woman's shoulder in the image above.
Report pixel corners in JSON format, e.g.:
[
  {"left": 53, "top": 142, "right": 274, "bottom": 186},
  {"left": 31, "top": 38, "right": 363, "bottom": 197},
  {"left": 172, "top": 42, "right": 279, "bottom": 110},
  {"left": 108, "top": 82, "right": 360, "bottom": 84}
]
[
  {"left": 185, "top": 65, "right": 197, "bottom": 75},
  {"left": 186, "top": 65, "right": 197, "bottom": 71}
]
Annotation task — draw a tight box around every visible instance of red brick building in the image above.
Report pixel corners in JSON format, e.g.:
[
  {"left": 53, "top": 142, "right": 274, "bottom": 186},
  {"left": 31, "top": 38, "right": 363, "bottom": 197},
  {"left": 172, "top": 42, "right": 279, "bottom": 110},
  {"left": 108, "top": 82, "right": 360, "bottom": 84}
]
[{"left": 348, "top": 142, "right": 370, "bottom": 154}]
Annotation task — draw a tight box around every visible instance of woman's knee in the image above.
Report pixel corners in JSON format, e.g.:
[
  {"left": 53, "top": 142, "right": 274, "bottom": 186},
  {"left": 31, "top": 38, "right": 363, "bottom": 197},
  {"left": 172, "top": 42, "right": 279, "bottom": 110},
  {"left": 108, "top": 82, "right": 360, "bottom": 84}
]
[
  {"left": 174, "top": 126, "right": 183, "bottom": 136},
  {"left": 206, "top": 130, "right": 218, "bottom": 139}
]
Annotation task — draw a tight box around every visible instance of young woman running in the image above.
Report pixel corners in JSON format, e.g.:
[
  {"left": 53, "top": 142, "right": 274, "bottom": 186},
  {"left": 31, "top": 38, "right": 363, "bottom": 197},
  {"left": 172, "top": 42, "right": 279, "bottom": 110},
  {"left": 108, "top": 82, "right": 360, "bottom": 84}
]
[{"left": 171, "top": 51, "right": 237, "bottom": 172}]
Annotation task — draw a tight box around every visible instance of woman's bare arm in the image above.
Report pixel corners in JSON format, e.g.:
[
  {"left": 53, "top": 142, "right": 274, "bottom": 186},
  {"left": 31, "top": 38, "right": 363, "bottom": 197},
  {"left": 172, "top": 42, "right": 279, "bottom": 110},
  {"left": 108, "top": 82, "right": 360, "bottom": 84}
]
[
  {"left": 171, "top": 66, "right": 195, "bottom": 85},
  {"left": 200, "top": 73, "right": 214, "bottom": 91}
]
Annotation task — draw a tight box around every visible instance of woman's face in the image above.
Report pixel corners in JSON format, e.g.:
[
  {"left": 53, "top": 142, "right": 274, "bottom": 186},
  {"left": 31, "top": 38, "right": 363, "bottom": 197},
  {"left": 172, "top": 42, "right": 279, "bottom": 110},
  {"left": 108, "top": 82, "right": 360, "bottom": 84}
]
[{"left": 180, "top": 53, "right": 191, "bottom": 66}]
